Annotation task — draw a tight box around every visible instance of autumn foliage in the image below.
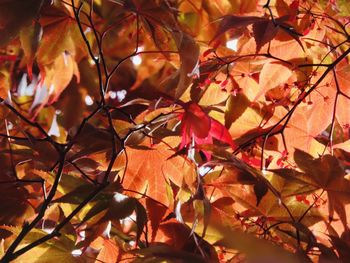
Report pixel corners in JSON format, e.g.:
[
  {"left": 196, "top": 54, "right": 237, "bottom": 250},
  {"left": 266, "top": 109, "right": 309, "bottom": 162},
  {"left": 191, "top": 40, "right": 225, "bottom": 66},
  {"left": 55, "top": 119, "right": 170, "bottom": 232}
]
[{"left": 1, "top": 0, "right": 350, "bottom": 262}]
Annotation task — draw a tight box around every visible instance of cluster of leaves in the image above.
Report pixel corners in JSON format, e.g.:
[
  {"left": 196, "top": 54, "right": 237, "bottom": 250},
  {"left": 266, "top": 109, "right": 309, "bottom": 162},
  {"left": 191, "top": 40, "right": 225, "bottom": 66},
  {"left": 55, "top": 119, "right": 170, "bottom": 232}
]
[{"left": 1, "top": 0, "right": 350, "bottom": 262}]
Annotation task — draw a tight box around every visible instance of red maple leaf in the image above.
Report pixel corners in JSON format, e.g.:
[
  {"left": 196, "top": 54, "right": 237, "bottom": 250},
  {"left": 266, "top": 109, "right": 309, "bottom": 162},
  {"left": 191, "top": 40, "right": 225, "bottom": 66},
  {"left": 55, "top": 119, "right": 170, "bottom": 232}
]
[
  {"left": 178, "top": 102, "right": 236, "bottom": 157},
  {"left": 288, "top": 0, "right": 299, "bottom": 22}
]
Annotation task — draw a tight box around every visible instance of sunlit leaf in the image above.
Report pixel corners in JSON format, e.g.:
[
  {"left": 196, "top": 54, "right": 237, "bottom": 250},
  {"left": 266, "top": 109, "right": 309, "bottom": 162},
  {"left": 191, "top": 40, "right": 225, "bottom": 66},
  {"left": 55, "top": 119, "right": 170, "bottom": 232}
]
[
  {"left": 121, "top": 137, "right": 194, "bottom": 206},
  {"left": 213, "top": 226, "right": 299, "bottom": 263},
  {"left": 256, "top": 61, "right": 293, "bottom": 100},
  {"left": 1, "top": 0, "right": 350, "bottom": 261},
  {"left": 2, "top": 226, "right": 85, "bottom": 263},
  {"left": 37, "top": 4, "right": 85, "bottom": 65},
  {"left": 95, "top": 238, "right": 121, "bottom": 263}
]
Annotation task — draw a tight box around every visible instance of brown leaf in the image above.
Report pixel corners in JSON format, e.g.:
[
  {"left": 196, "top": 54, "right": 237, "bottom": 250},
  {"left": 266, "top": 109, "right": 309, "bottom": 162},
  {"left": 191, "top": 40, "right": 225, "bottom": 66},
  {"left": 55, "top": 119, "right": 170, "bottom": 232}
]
[
  {"left": 172, "top": 32, "right": 200, "bottom": 98},
  {"left": 19, "top": 21, "right": 42, "bottom": 78},
  {"left": 54, "top": 79, "right": 87, "bottom": 131},
  {"left": 0, "top": 0, "right": 44, "bottom": 46},
  {"left": 0, "top": 183, "right": 35, "bottom": 225},
  {"left": 294, "top": 149, "right": 350, "bottom": 227},
  {"left": 145, "top": 198, "right": 168, "bottom": 242},
  {"left": 252, "top": 19, "right": 279, "bottom": 53},
  {"left": 37, "top": 5, "right": 84, "bottom": 65},
  {"left": 211, "top": 15, "right": 264, "bottom": 43},
  {"left": 225, "top": 93, "right": 250, "bottom": 129}
]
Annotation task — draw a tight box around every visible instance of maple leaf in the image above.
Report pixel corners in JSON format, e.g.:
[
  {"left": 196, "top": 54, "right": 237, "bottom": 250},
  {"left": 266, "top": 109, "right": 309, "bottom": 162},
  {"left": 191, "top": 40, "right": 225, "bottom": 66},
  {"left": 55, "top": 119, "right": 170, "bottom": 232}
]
[
  {"left": 1, "top": 226, "right": 85, "bottom": 263},
  {"left": 2, "top": 0, "right": 350, "bottom": 262},
  {"left": 211, "top": 15, "right": 264, "bottom": 43},
  {"left": 255, "top": 61, "right": 293, "bottom": 100},
  {"left": 179, "top": 102, "right": 236, "bottom": 157},
  {"left": 120, "top": 137, "right": 194, "bottom": 206},
  {"left": 213, "top": 225, "right": 300, "bottom": 263},
  {"left": 37, "top": 4, "right": 85, "bottom": 65},
  {"left": 293, "top": 149, "right": 350, "bottom": 228},
  {"left": 0, "top": 183, "right": 35, "bottom": 226},
  {"left": 252, "top": 19, "right": 279, "bottom": 53},
  {"left": 93, "top": 237, "right": 124, "bottom": 263}
]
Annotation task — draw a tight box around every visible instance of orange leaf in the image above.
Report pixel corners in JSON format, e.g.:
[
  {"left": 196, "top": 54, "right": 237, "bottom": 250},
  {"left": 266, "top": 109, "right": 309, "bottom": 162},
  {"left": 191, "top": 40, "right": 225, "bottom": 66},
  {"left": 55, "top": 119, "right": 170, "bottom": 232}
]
[
  {"left": 255, "top": 62, "right": 292, "bottom": 101},
  {"left": 37, "top": 5, "right": 84, "bottom": 65},
  {"left": 122, "top": 137, "right": 194, "bottom": 206},
  {"left": 95, "top": 238, "right": 122, "bottom": 263}
]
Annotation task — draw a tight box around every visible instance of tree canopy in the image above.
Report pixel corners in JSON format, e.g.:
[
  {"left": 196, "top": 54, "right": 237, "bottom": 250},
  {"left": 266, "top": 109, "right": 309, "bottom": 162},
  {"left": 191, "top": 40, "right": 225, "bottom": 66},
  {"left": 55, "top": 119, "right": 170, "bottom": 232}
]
[{"left": 1, "top": 0, "right": 350, "bottom": 262}]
